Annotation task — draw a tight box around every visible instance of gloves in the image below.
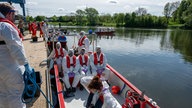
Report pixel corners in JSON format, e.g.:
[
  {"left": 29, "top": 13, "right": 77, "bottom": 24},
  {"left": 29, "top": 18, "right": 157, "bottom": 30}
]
[{"left": 24, "top": 63, "right": 34, "bottom": 74}]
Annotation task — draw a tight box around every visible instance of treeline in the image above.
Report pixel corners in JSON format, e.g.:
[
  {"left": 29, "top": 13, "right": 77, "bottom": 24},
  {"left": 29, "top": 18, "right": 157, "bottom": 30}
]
[
  {"left": 25, "top": 0, "right": 192, "bottom": 29},
  {"left": 164, "top": 0, "right": 192, "bottom": 29}
]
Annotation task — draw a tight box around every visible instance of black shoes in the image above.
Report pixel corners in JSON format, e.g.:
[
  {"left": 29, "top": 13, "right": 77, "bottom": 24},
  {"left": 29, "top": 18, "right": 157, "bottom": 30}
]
[
  {"left": 63, "top": 91, "right": 75, "bottom": 99},
  {"left": 79, "top": 84, "right": 84, "bottom": 91},
  {"left": 72, "top": 87, "right": 76, "bottom": 92}
]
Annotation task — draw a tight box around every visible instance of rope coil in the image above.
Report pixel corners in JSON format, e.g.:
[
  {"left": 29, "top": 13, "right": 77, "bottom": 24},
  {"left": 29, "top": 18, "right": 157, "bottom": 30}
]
[{"left": 22, "top": 70, "right": 54, "bottom": 108}]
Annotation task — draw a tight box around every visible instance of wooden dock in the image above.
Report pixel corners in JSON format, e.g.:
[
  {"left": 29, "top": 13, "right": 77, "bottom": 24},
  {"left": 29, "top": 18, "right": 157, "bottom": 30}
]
[{"left": 23, "top": 33, "right": 47, "bottom": 108}]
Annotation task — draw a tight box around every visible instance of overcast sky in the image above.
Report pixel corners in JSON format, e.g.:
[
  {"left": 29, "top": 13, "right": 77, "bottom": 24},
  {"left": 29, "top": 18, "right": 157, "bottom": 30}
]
[{"left": 12, "top": 0, "right": 181, "bottom": 17}]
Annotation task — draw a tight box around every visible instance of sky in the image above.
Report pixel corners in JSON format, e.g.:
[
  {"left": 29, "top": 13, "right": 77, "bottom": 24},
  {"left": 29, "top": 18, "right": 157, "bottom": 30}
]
[{"left": 12, "top": 0, "right": 181, "bottom": 17}]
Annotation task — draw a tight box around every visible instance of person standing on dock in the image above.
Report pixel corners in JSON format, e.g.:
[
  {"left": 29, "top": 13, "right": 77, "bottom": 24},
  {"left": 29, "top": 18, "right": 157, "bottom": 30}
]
[
  {"left": 28, "top": 21, "right": 32, "bottom": 34},
  {"left": 31, "top": 20, "right": 37, "bottom": 38},
  {"left": 62, "top": 49, "right": 81, "bottom": 93},
  {"left": 39, "top": 21, "right": 44, "bottom": 38},
  {"left": 0, "top": 3, "right": 34, "bottom": 108},
  {"left": 77, "top": 31, "right": 90, "bottom": 54},
  {"left": 41, "top": 21, "right": 48, "bottom": 38},
  {"left": 18, "top": 18, "right": 24, "bottom": 36}
]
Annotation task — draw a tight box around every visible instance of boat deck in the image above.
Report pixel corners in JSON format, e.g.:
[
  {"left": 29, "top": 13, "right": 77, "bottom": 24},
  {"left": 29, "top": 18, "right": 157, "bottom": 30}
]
[{"left": 65, "top": 86, "right": 124, "bottom": 108}]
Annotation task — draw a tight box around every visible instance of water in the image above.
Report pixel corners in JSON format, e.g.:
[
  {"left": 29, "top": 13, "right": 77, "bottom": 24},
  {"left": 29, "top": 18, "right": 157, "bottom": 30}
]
[{"left": 64, "top": 27, "right": 192, "bottom": 108}]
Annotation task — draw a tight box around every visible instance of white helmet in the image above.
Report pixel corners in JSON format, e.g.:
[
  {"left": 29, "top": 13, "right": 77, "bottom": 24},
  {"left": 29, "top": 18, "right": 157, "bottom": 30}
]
[
  {"left": 68, "top": 49, "right": 74, "bottom": 54},
  {"left": 79, "top": 31, "right": 85, "bottom": 36}
]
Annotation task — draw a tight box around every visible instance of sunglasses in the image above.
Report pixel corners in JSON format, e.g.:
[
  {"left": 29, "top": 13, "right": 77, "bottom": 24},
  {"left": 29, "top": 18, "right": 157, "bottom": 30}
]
[
  {"left": 9, "top": 10, "right": 15, "bottom": 12},
  {"left": 9, "top": 9, "right": 18, "bottom": 15}
]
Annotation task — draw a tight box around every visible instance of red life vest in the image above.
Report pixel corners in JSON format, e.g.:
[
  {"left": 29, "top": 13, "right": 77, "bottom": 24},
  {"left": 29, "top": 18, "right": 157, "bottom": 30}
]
[
  {"left": 94, "top": 52, "right": 104, "bottom": 65},
  {"left": 0, "top": 18, "right": 23, "bottom": 40},
  {"left": 66, "top": 55, "right": 76, "bottom": 68},
  {"left": 31, "top": 22, "right": 37, "bottom": 36},
  {"left": 55, "top": 48, "right": 64, "bottom": 58},
  {"left": 79, "top": 54, "right": 88, "bottom": 66},
  {"left": 78, "top": 36, "right": 87, "bottom": 46}
]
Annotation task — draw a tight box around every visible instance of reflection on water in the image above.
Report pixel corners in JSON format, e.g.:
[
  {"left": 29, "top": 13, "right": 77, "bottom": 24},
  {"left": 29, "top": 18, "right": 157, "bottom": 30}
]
[{"left": 65, "top": 27, "right": 192, "bottom": 108}]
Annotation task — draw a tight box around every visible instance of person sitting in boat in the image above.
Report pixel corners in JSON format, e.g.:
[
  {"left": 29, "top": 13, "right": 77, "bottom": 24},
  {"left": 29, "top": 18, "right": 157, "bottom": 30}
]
[
  {"left": 76, "top": 48, "right": 92, "bottom": 90},
  {"left": 62, "top": 49, "right": 81, "bottom": 93},
  {"left": 80, "top": 46, "right": 110, "bottom": 90},
  {"left": 86, "top": 76, "right": 121, "bottom": 108},
  {"left": 47, "top": 42, "right": 67, "bottom": 74},
  {"left": 77, "top": 31, "right": 90, "bottom": 54},
  {"left": 90, "top": 46, "right": 110, "bottom": 81},
  {"left": 77, "top": 48, "right": 91, "bottom": 76}
]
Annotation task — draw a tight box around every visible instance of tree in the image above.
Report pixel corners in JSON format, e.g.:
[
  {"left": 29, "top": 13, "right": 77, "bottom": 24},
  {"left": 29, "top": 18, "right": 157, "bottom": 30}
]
[
  {"left": 85, "top": 7, "right": 99, "bottom": 26},
  {"left": 51, "top": 15, "right": 58, "bottom": 22},
  {"left": 99, "top": 14, "right": 112, "bottom": 23},
  {"left": 26, "top": 16, "right": 34, "bottom": 22},
  {"left": 113, "top": 13, "right": 125, "bottom": 26},
  {"left": 183, "top": 3, "right": 192, "bottom": 28},
  {"left": 164, "top": 2, "right": 172, "bottom": 23},
  {"left": 75, "top": 9, "right": 85, "bottom": 25},
  {"left": 35, "top": 16, "right": 46, "bottom": 21},
  {"left": 170, "top": 1, "right": 180, "bottom": 22},
  {"left": 135, "top": 7, "right": 147, "bottom": 16}
]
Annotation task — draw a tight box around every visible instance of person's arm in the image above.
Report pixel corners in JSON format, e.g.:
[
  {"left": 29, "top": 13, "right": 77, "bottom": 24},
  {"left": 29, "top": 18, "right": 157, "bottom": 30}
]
[
  {"left": 1, "top": 23, "right": 28, "bottom": 65},
  {"left": 47, "top": 50, "right": 55, "bottom": 60},
  {"left": 62, "top": 57, "right": 69, "bottom": 73},
  {"left": 86, "top": 56, "right": 91, "bottom": 75},
  {"left": 74, "top": 57, "right": 80, "bottom": 73},
  {"left": 84, "top": 38, "right": 90, "bottom": 51},
  {"left": 90, "top": 54, "right": 97, "bottom": 72},
  {"left": 102, "top": 53, "right": 107, "bottom": 69},
  {"left": 62, "top": 48, "right": 68, "bottom": 57}
]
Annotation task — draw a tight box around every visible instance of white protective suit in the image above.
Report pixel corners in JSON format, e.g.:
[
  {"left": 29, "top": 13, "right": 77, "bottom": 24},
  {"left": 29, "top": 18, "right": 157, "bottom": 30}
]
[
  {"left": 90, "top": 51, "right": 110, "bottom": 80},
  {"left": 77, "top": 31, "right": 90, "bottom": 54},
  {"left": 81, "top": 47, "right": 110, "bottom": 90},
  {"left": 62, "top": 51, "right": 81, "bottom": 89},
  {"left": 47, "top": 42, "right": 67, "bottom": 72},
  {"left": 41, "top": 22, "right": 48, "bottom": 37},
  {"left": 0, "top": 13, "right": 27, "bottom": 108},
  {"left": 93, "top": 88, "right": 121, "bottom": 108},
  {"left": 88, "top": 82, "right": 121, "bottom": 108},
  {"left": 76, "top": 54, "right": 91, "bottom": 76}
]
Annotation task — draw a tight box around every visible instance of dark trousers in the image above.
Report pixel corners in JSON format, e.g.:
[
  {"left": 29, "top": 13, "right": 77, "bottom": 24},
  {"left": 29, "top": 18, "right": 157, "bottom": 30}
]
[
  {"left": 20, "top": 28, "right": 24, "bottom": 36},
  {"left": 86, "top": 92, "right": 103, "bottom": 108}
]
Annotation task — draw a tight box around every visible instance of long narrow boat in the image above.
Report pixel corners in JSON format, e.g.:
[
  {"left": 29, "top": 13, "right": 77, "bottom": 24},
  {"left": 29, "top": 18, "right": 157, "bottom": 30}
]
[
  {"left": 49, "top": 63, "right": 160, "bottom": 108},
  {"left": 45, "top": 29, "right": 160, "bottom": 108}
]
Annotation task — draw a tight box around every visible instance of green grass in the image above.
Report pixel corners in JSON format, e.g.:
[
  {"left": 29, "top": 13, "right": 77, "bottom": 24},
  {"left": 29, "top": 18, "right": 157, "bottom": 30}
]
[{"left": 168, "top": 21, "right": 184, "bottom": 28}]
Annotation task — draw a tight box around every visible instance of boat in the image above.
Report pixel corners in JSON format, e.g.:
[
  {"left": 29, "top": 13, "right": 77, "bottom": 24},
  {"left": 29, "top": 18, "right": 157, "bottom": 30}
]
[
  {"left": 95, "top": 27, "right": 115, "bottom": 36},
  {"left": 45, "top": 28, "right": 160, "bottom": 108}
]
